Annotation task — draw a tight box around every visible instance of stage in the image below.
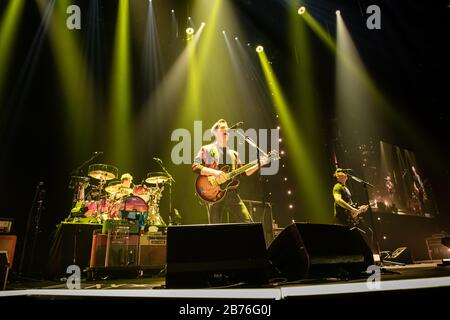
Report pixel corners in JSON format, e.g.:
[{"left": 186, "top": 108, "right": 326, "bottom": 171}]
[{"left": 2, "top": 262, "right": 450, "bottom": 316}]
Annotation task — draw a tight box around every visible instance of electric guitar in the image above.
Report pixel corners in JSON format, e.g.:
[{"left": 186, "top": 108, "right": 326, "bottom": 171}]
[
  {"left": 195, "top": 151, "right": 280, "bottom": 204},
  {"left": 346, "top": 204, "right": 369, "bottom": 226}
]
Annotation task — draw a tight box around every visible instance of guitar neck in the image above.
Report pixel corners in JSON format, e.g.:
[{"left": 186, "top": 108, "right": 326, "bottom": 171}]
[{"left": 227, "top": 159, "right": 259, "bottom": 179}]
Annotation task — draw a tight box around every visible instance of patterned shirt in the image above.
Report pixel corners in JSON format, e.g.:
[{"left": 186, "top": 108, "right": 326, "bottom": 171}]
[{"left": 192, "top": 143, "right": 242, "bottom": 174}]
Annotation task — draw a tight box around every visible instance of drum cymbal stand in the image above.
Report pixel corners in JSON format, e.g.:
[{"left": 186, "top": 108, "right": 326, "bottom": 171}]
[{"left": 153, "top": 158, "right": 176, "bottom": 224}]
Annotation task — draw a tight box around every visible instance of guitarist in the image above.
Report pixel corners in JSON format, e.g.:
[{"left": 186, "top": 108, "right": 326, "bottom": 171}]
[
  {"left": 411, "top": 165, "right": 427, "bottom": 215},
  {"left": 192, "top": 119, "right": 267, "bottom": 224},
  {"left": 332, "top": 168, "right": 373, "bottom": 249}
]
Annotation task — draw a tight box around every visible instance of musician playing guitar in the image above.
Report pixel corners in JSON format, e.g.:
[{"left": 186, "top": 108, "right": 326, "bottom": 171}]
[
  {"left": 192, "top": 119, "right": 268, "bottom": 224},
  {"left": 332, "top": 168, "right": 368, "bottom": 226},
  {"left": 411, "top": 165, "right": 427, "bottom": 215}
]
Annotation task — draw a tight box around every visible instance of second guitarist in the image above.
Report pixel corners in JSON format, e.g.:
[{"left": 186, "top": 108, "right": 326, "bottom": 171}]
[
  {"left": 192, "top": 119, "right": 267, "bottom": 224},
  {"left": 332, "top": 168, "right": 374, "bottom": 250}
]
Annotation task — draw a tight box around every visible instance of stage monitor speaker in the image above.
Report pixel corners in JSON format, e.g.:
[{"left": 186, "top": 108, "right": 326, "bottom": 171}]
[
  {"left": 166, "top": 223, "right": 270, "bottom": 288},
  {"left": 386, "top": 247, "right": 413, "bottom": 264},
  {"left": 267, "top": 223, "right": 374, "bottom": 280}
]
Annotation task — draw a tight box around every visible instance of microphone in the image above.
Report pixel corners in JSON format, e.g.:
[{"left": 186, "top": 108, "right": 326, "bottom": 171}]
[
  {"left": 93, "top": 151, "right": 103, "bottom": 155},
  {"left": 228, "top": 121, "right": 244, "bottom": 130}
]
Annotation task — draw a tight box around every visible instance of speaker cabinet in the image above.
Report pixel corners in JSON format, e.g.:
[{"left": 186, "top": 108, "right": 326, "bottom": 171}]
[
  {"left": 166, "top": 223, "right": 270, "bottom": 288},
  {"left": 90, "top": 234, "right": 139, "bottom": 267},
  {"left": 139, "top": 234, "right": 166, "bottom": 267},
  {"left": 268, "top": 223, "right": 374, "bottom": 280},
  {"left": 242, "top": 200, "right": 274, "bottom": 246},
  {"left": 0, "top": 235, "right": 16, "bottom": 268}
]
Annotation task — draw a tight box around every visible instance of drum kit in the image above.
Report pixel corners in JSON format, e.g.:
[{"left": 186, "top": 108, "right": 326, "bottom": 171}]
[{"left": 69, "top": 163, "right": 170, "bottom": 227}]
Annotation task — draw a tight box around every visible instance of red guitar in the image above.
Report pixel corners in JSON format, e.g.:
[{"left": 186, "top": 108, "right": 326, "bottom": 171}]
[{"left": 195, "top": 151, "right": 279, "bottom": 204}]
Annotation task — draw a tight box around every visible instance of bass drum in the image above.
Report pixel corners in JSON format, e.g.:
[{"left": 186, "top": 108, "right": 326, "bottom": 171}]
[{"left": 121, "top": 195, "right": 149, "bottom": 213}]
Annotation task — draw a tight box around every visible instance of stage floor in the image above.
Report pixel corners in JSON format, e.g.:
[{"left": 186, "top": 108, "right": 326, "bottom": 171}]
[
  {"left": 3, "top": 261, "right": 450, "bottom": 297},
  {"left": 2, "top": 262, "right": 450, "bottom": 316}
]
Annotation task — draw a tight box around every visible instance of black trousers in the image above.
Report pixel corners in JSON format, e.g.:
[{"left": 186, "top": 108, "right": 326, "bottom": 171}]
[
  {"left": 334, "top": 214, "right": 375, "bottom": 253},
  {"left": 207, "top": 190, "right": 252, "bottom": 224}
]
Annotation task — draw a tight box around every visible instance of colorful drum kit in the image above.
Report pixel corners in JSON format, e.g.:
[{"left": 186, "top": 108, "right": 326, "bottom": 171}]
[{"left": 70, "top": 164, "right": 169, "bottom": 226}]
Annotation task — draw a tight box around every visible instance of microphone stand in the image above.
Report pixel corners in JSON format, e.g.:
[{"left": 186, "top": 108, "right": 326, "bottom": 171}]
[
  {"left": 347, "top": 173, "right": 388, "bottom": 266},
  {"left": 18, "top": 182, "right": 44, "bottom": 277},
  {"left": 234, "top": 129, "right": 269, "bottom": 226},
  {"left": 70, "top": 152, "right": 101, "bottom": 177},
  {"left": 154, "top": 159, "right": 176, "bottom": 225}
]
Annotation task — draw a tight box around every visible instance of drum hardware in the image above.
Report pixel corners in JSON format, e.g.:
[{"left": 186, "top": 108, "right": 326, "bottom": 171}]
[
  {"left": 153, "top": 157, "right": 177, "bottom": 225},
  {"left": 88, "top": 164, "right": 119, "bottom": 198},
  {"left": 88, "top": 164, "right": 118, "bottom": 181},
  {"left": 105, "top": 180, "right": 133, "bottom": 199},
  {"left": 145, "top": 172, "right": 170, "bottom": 185}
]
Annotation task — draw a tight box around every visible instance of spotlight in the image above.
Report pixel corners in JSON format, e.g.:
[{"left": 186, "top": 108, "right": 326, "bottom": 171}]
[
  {"left": 298, "top": 6, "right": 306, "bottom": 15},
  {"left": 201, "top": 22, "right": 205, "bottom": 27},
  {"left": 247, "top": 43, "right": 251, "bottom": 46},
  {"left": 256, "top": 45, "right": 264, "bottom": 53},
  {"left": 222, "top": 30, "right": 226, "bottom": 34},
  {"left": 336, "top": 10, "right": 341, "bottom": 15},
  {"left": 234, "top": 36, "right": 238, "bottom": 40},
  {"left": 188, "top": 16, "right": 191, "bottom": 20},
  {"left": 171, "top": 9, "right": 174, "bottom": 13},
  {"left": 186, "top": 27, "right": 194, "bottom": 35}
]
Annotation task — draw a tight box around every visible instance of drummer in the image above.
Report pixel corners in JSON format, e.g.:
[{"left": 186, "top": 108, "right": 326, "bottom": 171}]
[
  {"left": 120, "top": 173, "right": 133, "bottom": 189},
  {"left": 110, "top": 173, "right": 134, "bottom": 200}
]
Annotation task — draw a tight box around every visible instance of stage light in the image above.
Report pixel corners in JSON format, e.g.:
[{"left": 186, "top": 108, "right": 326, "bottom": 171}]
[
  {"left": 279, "top": 138, "right": 282, "bottom": 142},
  {"left": 336, "top": 10, "right": 341, "bottom": 15},
  {"left": 284, "top": 177, "right": 288, "bottom": 181},
  {"left": 298, "top": 6, "right": 306, "bottom": 15},
  {"left": 171, "top": 9, "right": 174, "bottom": 13},
  {"left": 287, "top": 190, "right": 292, "bottom": 195},
  {"left": 256, "top": 45, "right": 264, "bottom": 53},
  {"left": 188, "top": 16, "right": 191, "bottom": 20},
  {"left": 222, "top": 30, "right": 226, "bottom": 34},
  {"left": 289, "top": 204, "right": 294, "bottom": 209},
  {"left": 201, "top": 22, "right": 205, "bottom": 26},
  {"left": 247, "top": 43, "right": 251, "bottom": 46},
  {"left": 234, "top": 36, "right": 238, "bottom": 40},
  {"left": 186, "top": 27, "right": 194, "bottom": 35}
]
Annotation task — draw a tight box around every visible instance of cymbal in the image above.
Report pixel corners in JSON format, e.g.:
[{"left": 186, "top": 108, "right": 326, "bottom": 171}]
[
  {"left": 105, "top": 181, "right": 132, "bottom": 195},
  {"left": 88, "top": 164, "right": 118, "bottom": 181},
  {"left": 145, "top": 172, "right": 169, "bottom": 184}
]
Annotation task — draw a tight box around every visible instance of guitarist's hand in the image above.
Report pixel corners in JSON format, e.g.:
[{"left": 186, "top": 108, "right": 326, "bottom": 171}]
[
  {"left": 213, "top": 170, "right": 227, "bottom": 184},
  {"left": 259, "top": 155, "right": 269, "bottom": 167},
  {"left": 352, "top": 205, "right": 368, "bottom": 219}
]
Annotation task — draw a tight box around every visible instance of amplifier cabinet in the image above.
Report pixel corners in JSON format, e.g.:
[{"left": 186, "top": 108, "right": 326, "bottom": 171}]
[
  {"left": 0, "top": 235, "right": 16, "bottom": 268},
  {"left": 139, "top": 234, "right": 167, "bottom": 267},
  {"left": 90, "top": 234, "right": 139, "bottom": 268}
]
